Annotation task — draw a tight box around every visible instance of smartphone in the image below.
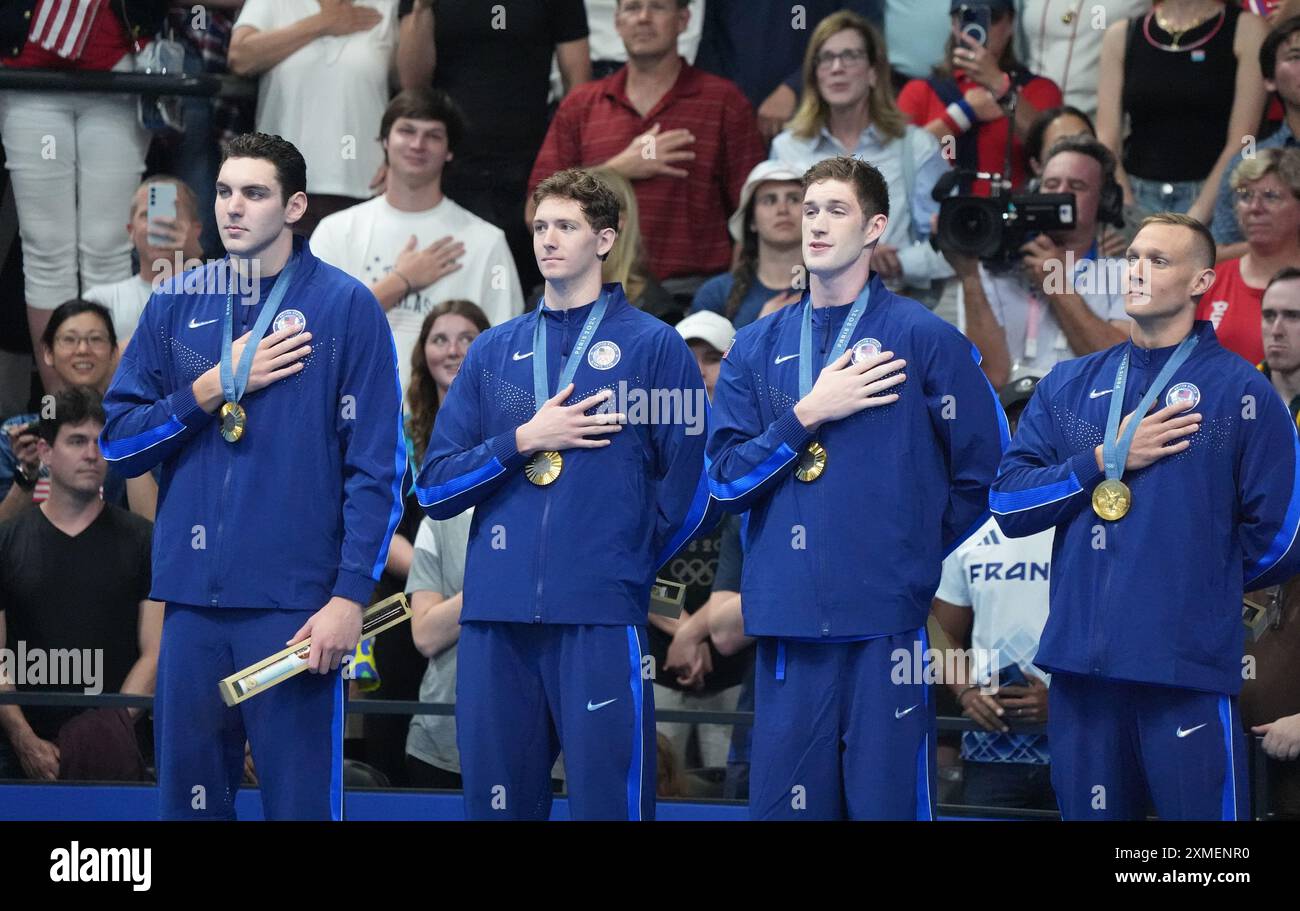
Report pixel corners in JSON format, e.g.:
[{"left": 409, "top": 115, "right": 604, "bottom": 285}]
[
  {"left": 958, "top": 4, "right": 991, "bottom": 47},
  {"left": 147, "top": 182, "right": 177, "bottom": 248},
  {"left": 993, "top": 662, "right": 1029, "bottom": 689}
]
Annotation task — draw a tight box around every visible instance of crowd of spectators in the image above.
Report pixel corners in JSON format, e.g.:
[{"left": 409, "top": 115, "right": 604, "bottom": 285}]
[{"left": 3, "top": 0, "right": 1300, "bottom": 817}]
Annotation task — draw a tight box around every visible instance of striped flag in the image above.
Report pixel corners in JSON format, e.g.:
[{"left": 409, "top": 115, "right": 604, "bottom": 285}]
[
  {"left": 27, "top": 0, "right": 109, "bottom": 62},
  {"left": 1242, "top": 0, "right": 1280, "bottom": 18}
]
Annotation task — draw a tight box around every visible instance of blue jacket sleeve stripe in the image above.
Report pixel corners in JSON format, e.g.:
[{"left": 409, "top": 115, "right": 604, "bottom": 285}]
[
  {"left": 989, "top": 473, "right": 1083, "bottom": 514},
  {"left": 708, "top": 442, "right": 799, "bottom": 501},
  {"left": 1245, "top": 429, "right": 1300, "bottom": 586},
  {"left": 100, "top": 416, "right": 186, "bottom": 463},
  {"left": 415, "top": 458, "right": 507, "bottom": 510},
  {"left": 976, "top": 345, "right": 1013, "bottom": 451},
  {"left": 654, "top": 469, "right": 716, "bottom": 568},
  {"left": 945, "top": 346, "right": 1011, "bottom": 556},
  {"left": 370, "top": 374, "right": 410, "bottom": 581}
]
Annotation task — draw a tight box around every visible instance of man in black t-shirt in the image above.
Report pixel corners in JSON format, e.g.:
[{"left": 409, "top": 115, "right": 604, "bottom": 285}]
[
  {"left": 0, "top": 387, "right": 160, "bottom": 781},
  {"left": 396, "top": 0, "right": 592, "bottom": 291}
]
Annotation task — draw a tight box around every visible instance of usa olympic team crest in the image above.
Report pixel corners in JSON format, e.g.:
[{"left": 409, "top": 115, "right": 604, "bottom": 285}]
[
  {"left": 1165, "top": 382, "right": 1200, "bottom": 409},
  {"left": 851, "top": 337, "right": 883, "bottom": 365},
  {"left": 272, "top": 309, "right": 307, "bottom": 336},
  {"left": 588, "top": 340, "right": 621, "bottom": 370}
]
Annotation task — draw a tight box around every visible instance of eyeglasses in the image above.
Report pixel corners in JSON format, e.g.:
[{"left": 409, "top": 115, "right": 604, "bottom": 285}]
[
  {"left": 53, "top": 333, "right": 112, "bottom": 351},
  {"left": 1234, "top": 188, "right": 1295, "bottom": 208},
  {"left": 815, "top": 48, "right": 870, "bottom": 69}
]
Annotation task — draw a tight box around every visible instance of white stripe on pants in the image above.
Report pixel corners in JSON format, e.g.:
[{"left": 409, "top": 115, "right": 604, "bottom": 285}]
[{"left": 0, "top": 57, "right": 148, "bottom": 309}]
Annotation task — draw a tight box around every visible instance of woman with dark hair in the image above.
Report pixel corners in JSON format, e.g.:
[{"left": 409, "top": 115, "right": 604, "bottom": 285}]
[
  {"left": 898, "top": 0, "right": 1063, "bottom": 196},
  {"left": 689, "top": 161, "right": 805, "bottom": 329},
  {"left": 405, "top": 300, "right": 492, "bottom": 467},
  {"left": 358, "top": 298, "right": 490, "bottom": 786},
  {"left": 0, "top": 299, "right": 156, "bottom": 522},
  {"left": 1025, "top": 105, "right": 1096, "bottom": 177}
]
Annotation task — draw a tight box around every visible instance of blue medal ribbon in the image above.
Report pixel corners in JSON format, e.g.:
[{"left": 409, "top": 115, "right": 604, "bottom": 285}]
[
  {"left": 798, "top": 283, "right": 872, "bottom": 399},
  {"left": 531, "top": 290, "right": 610, "bottom": 412},
  {"left": 1101, "top": 333, "right": 1199, "bottom": 481},
  {"left": 220, "top": 253, "right": 299, "bottom": 406}
]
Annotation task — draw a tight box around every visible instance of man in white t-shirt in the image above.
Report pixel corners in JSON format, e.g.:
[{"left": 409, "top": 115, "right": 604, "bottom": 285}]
[
  {"left": 84, "top": 176, "right": 204, "bottom": 349},
  {"left": 931, "top": 375, "right": 1055, "bottom": 811},
  {"left": 310, "top": 89, "right": 525, "bottom": 393}
]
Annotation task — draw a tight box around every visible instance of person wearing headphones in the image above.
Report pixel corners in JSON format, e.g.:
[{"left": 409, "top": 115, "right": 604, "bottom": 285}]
[{"left": 941, "top": 134, "right": 1132, "bottom": 389}]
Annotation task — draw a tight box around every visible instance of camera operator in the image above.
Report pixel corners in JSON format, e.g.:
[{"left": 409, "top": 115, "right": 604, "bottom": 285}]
[{"left": 943, "top": 135, "right": 1131, "bottom": 388}]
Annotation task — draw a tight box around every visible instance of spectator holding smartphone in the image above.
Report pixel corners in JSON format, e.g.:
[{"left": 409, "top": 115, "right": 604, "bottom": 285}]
[
  {"left": 84, "top": 175, "right": 204, "bottom": 349},
  {"left": 931, "top": 376, "right": 1055, "bottom": 811},
  {"left": 898, "top": 1, "right": 1063, "bottom": 196}
]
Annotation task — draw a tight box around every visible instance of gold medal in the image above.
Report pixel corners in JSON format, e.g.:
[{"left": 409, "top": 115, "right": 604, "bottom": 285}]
[
  {"left": 219, "top": 401, "right": 246, "bottom": 443},
  {"left": 795, "top": 441, "right": 827, "bottom": 483},
  {"left": 525, "top": 450, "right": 563, "bottom": 486},
  {"left": 1092, "top": 478, "right": 1131, "bottom": 521}
]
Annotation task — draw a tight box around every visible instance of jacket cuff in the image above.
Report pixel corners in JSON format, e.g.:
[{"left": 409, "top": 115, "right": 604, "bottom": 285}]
[
  {"left": 1069, "top": 447, "right": 1105, "bottom": 491},
  {"left": 332, "top": 569, "right": 377, "bottom": 606},
  {"left": 489, "top": 430, "right": 529, "bottom": 472},
  {"left": 168, "top": 382, "right": 212, "bottom": 430},
  {"left": 774, "top": 407, "right": 814, "bottom": 452}
]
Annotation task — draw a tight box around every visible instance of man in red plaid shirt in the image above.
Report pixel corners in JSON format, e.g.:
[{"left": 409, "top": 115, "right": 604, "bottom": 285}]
[{"left": 527, "top": 0, "right": 765, "bottom": 292}]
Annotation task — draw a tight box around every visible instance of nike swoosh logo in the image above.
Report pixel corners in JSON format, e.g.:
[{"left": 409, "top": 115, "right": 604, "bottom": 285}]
[
  {"left": 774, "top": 354, "right": 799, "bottom": 364},
  {"left": 895, "top": 704, "right": 919, "bottom": 719},
  {"left": 1176, "top": 723, "right": 1207, "bottom": 738},
  {"left": 587, "top": 698, "right": 617, "bottom": 712},
  {"left": 188, "top": 318, "right": 217, "bottom": 329},
  {"left": 513, "top": 351, "right": 534, "bottom": 361},
  {"left": 1089, "top": 389, "right": 1113, "bottom": 399}
]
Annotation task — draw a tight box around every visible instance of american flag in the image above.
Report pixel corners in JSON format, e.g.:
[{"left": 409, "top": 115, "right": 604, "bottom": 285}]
[
  {"left": 1242, "top": 0, "right": 1280, "bottom": 18},
  {"left": 27, "top": 0, "right": 109, "bottom": 62}
]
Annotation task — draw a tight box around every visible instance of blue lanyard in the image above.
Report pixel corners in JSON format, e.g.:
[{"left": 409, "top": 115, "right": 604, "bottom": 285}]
[
  {"left": 798, "top": 284, "right": 872, "bottom": 399},
  {"left": 220, "top": 253, "right": 298, "bottom": 405},
  {"left": 1101, "top": 334, "right": 1199, "bottom": 480},
  {"left": 531, "top": 291, "right": 609, "bottom": 412}
]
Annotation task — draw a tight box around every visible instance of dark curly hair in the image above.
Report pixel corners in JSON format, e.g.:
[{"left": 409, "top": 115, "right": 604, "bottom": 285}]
[{"left": 221, "top": 132, "right": 307, "bottom": 204}]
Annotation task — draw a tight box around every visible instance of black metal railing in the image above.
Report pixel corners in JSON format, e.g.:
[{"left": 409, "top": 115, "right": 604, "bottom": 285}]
[
  {"left": 0, "top": 690, "right": 1276, "bottom": 819},
  {"left": 0, "top": 68, "right": 256, "bottom": 98}
]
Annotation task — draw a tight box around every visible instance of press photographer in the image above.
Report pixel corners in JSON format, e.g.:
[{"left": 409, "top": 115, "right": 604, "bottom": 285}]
[{"left": 941, "top": 135, "right": 1132, "bottom": 388}]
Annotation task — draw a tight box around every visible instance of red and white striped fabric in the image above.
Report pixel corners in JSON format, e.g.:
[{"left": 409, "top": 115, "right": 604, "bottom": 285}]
[{"left": 27, "top": 0, "right": 109, "bottom": 62}]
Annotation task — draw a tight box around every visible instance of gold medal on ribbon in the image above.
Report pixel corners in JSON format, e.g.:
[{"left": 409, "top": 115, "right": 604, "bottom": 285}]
[
  {"left": 525, "top": 450, "right": 563, "bottom": 486},
  {"left": 219, "top": 401, "right": 246, "bottom": 443},
  {"left": 795, "top": 440, "right": 827, "bottom": 483},
  {"left": 1092, "top": 478, "right": 1131, "bottom": 521}
]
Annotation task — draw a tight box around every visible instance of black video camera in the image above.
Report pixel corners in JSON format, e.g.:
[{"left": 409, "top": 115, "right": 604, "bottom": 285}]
[{"left": 934, "top": 169, "right": 1077, "bottom": 268}]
